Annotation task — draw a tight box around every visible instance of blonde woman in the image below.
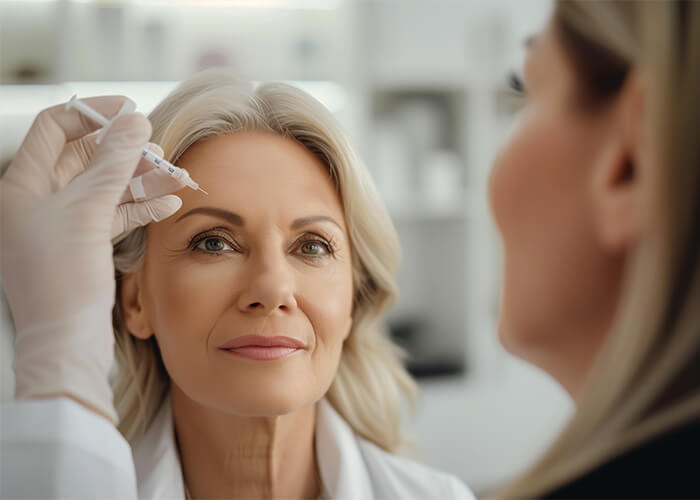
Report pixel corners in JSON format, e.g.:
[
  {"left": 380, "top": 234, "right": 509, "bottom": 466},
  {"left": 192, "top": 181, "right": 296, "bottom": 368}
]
[
  {"left": 490, "top": 0, "right": 699, "bottom": 497},
  {"left": 0, "top": 71, "right": 474, "bottom": 499}
]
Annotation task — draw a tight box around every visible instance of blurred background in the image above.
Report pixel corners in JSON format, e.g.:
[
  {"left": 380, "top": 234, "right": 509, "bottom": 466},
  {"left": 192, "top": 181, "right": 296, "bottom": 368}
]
[{"left": 0, "top": 0, "right": 572, "bottom": 495}]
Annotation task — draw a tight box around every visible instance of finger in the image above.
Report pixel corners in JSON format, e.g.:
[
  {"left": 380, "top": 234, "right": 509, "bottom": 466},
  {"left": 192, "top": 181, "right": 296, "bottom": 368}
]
[
  {"left": 57, "top": 138, "right": 159, "bottom": 198},
  {"left": 111, "top": 194, "right": 183, "bottom": 238},
  {"left": 54, "top": 133, "right": 99, "bottom": 191},
  {"left": 65, "top": 113, "right": 152, "bottom": 207},
  {"left": 133, "top": 143, "right": 164, "bottom": 177},
  {"left": 12, "top": 96, "right": 135, "bottom": 177},
  {"left": 119, "top": 143, "right": 166, "bottom": 203}
]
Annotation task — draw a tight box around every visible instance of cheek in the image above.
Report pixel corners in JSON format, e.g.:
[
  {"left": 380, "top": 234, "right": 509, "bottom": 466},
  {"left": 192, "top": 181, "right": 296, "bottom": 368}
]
[
  {"left": 143, "top": 255, "right": 237, "bottom": 370},
  {"left": 301, "top": 261, "right": 354, "bottom": 358},
  {"left": 489, "top": 107, "right": 600, "bottom": 352},
  {"left": 489, "top": 110, "right": 555, "bottom": 228}
]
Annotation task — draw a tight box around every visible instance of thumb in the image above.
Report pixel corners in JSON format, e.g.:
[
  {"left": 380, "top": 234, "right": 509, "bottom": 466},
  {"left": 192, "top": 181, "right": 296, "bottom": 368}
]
[
  {"left": 80, "top": 113, "right": 152, "bottom": 199},
  {"left": 111, "top": 194, "right": 183, "bottom": 238}
]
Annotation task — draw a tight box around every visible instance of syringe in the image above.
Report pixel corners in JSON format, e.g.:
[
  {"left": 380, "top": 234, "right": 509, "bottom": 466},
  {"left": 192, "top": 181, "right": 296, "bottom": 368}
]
[{"left": 66, "top": 95, "right": 208, "bottom": 195}]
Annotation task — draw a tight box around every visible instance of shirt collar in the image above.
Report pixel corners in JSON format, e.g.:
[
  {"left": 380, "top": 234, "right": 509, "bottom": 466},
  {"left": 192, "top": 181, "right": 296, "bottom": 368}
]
[{"left": 132, "top": 396, "right": 374, "bottom": 500}]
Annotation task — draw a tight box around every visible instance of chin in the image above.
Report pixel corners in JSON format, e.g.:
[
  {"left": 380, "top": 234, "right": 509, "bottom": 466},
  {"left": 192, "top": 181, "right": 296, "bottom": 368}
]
[
  {"left": 496, "top": 311, "right": 531, "bottom": 360},
  {"left": 212, "top": 381, "right": 321, "bottom": 418},
  {"left": 227, "top": 396, "right": 316, "bottom": 417}
]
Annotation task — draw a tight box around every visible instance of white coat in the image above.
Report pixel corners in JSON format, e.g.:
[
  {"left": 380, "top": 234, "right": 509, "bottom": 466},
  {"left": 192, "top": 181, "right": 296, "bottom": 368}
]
[{"left": 1, "top": 396, "right": 475, "bottom": 499}]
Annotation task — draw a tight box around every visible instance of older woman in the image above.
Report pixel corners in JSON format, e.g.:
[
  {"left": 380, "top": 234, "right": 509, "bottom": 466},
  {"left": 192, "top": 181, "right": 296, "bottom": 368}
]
[{"left": 0, "top": 70, "right": 474, "bottom": 499}]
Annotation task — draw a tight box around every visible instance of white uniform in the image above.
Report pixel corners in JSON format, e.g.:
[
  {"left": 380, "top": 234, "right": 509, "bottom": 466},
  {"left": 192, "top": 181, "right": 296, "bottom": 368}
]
[{"left": 1, "top": 396, "right": 475, "bottom": 499}]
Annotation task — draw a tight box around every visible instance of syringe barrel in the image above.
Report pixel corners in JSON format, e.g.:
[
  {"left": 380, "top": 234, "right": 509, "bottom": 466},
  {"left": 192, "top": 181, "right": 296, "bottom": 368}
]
[{"left": 141, "top": 149, "right": 186, "bottom": 178}]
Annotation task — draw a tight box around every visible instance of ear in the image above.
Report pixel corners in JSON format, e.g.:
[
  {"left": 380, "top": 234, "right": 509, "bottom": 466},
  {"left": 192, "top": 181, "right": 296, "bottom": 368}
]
[
  {"left": 120, "top": 272, "right": 154, "bottom": 340},
  {"left": 342, "top": 316, "right": 353, "bottom": 342},
  {"left": 591, "top": 71, "right": 645, "bottom": 255}
]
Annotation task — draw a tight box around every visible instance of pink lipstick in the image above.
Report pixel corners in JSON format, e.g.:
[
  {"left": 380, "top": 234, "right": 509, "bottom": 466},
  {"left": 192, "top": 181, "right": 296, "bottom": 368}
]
[{"left": 219, "top": 335, "right": 305, "bottom": 361}]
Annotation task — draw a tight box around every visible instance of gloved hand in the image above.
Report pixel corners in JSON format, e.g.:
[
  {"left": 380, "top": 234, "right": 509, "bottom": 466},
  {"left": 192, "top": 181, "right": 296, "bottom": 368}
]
[{"left": 0, "top": 96, "right": 183, "bottom": 423}]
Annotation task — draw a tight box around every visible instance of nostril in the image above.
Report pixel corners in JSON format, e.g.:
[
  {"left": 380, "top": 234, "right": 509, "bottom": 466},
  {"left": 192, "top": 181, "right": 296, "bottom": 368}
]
[{"left": 249, "top": 302, "right": 262, "bottom": 308}]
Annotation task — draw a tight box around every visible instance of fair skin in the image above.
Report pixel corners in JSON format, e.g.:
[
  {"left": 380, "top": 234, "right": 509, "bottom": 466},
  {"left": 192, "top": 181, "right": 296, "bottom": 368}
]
[
  {"left": 489, "top": 20, "right": 645, "bottom": 398},
  {"left": 120, "top": 131, "right": 354, "bottom": 499}
]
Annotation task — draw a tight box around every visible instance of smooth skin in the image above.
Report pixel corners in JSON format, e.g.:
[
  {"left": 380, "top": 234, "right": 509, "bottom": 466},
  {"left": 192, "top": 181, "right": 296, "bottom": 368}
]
[{"left": 489, "top": 20, "right": 645, "bottom": 398}]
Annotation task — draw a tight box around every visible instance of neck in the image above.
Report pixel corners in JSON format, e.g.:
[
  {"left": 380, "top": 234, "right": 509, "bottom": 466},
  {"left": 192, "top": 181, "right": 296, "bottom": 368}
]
[{"left": 171, "top": 384, "right": 320, "bottom": 500}]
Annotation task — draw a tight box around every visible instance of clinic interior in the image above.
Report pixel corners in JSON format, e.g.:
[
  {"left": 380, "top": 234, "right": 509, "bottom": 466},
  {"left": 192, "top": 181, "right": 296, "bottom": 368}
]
[{"left": 0, "top": 0, "right": 568, "bottom": 494}]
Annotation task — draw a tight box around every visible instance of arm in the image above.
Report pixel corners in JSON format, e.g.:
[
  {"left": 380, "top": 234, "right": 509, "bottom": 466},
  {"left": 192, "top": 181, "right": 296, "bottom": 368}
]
[
  {"left": 0, "top": 96, "right": 183, "bottom": 497},
  {"left": 1, "top": 398, "right": 137, "bottom": 499}
]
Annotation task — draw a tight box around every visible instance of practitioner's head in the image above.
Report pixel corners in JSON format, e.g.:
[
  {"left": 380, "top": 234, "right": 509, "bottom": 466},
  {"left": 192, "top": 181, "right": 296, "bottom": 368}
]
[{"left": 492, "top": 1, "right": 700, "bottom": 496}]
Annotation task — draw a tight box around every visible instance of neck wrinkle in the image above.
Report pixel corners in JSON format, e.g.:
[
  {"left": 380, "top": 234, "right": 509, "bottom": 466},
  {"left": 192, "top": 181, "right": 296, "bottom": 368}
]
[{"left": 171, "top": 384, "right": 319, "bottom": 499}]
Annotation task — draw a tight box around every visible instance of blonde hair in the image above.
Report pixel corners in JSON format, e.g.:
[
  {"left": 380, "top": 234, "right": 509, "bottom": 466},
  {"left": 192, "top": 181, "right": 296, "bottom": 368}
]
[
  {"left": 500, "top": 1, "right": 700, "bottom": 496},
  {"left": 112, "top": 69, "right": 418, "bottom": 451}
]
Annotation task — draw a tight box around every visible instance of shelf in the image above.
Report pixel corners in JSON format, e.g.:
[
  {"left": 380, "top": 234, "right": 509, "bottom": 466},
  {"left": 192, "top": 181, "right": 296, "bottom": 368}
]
[
  {"left": 0, "top": 80, "right": 346, "bottom": 116},
  {"left": 389, "top": 201, "right": 472, "bottom": 220}
]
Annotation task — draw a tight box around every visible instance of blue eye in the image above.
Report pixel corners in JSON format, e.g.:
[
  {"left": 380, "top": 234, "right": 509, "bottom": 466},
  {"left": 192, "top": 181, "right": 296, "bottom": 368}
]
[{"left": 195, "top": 237, "right": 234, "bottom": 254}]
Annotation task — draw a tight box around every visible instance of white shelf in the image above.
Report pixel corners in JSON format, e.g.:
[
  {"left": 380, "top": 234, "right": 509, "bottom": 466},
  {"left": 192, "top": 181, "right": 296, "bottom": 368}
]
[{"left": 388, "top": 196, "right": 473, "bottom": 220}]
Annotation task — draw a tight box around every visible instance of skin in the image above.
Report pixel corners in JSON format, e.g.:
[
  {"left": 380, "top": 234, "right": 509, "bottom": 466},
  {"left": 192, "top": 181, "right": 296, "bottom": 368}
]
[
  {"left": 120, "top": 131, "right": 354, "bottom": 499},
  {"left": 489, "top": 20, "right": 645, "bottom": 398}
]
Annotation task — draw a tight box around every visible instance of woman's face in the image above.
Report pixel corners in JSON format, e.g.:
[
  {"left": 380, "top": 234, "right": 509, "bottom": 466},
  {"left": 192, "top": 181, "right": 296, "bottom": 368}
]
[
  {"left": 124, "top": 131, "right": 354, "bottom": 416},
  {"left": 489, "top": 21, "right": 636, "bottom": 393}
]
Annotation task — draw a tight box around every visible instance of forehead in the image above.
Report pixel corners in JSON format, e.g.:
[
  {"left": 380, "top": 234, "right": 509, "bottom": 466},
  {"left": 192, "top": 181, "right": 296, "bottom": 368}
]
[{"left": 174, "top": 131, "right": 344, "bottom": 221}]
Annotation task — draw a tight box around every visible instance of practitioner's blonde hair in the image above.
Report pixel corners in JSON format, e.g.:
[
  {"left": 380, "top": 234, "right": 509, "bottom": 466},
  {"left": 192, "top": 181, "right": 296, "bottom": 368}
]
[
  {"left": 112, "top": 69, "right": 417, "bottom": 452},
  {"left": 499, "top": 1, "right": 700, "bottom": 496}
]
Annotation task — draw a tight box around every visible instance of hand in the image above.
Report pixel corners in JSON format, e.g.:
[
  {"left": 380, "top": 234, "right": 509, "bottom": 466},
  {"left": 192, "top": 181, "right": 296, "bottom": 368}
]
[{"left": 0, "top": 96, "right": 182, "bottom": 423}]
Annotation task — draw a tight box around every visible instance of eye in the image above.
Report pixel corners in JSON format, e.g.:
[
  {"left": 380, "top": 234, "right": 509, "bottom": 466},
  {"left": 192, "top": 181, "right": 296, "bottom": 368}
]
[
  {"left": 294, "top": 235, "right": 334, "bottom": 259},
  {"left": 198, "top": 237, "right": 232, "bottom": 253},
  {"left": 300, "top": 241, "right": 327, "bottom": 256},
  {"left": 507, "top": 71, "right": 527, "bottom": 97},
  {"left": 189, "top": 231, "right": 238, "bottom": 255}
]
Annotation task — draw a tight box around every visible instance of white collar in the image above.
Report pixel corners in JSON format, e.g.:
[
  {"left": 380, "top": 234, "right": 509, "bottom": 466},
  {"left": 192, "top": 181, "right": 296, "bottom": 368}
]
[{"left": 132, "top": 396, "right": 375, "bottom": 500}]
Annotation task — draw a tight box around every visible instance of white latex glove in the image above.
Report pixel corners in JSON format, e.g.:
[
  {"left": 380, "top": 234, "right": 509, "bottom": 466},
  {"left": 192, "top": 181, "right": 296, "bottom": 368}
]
[{"left": 0, "top": 96, "right": 183, "bottom": 423}]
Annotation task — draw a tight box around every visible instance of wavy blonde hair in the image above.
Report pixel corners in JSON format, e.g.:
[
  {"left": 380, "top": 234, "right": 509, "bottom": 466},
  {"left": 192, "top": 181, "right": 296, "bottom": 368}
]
[
  {"left": 111, "top": 69, "right": 417, "bottom": 452},
  {"left": 499, "top": 1, "right": 700, "bottom": 496}
]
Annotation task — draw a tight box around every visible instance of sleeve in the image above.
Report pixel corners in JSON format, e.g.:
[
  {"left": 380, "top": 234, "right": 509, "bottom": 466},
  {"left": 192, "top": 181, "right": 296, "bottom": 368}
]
[
  {"left": 1, "top": 397, "right": 138, "bottom": 499},
  {"left": 444, "top": 473, "right": 478, "bottom": 500}
]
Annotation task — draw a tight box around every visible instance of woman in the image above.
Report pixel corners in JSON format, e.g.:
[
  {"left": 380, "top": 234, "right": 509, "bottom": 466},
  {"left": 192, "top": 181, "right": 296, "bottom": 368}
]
[
  {"left": 491, "top": 1, "right": 699, "bottom": 497},
  {"left": 0, "top": 71, "right": 474, "bottom": 499}
]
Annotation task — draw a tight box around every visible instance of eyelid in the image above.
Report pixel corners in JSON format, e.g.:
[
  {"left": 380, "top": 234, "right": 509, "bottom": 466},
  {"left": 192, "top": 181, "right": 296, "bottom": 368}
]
[
  {"left": 188, "top": 228, "right": 239, "bottom": 250},
  {"left": 186, "top": 227, "right": 339, "bottom": 258},
  {"left": 293, "top": 232, "right": 336, "bottom": 256},
  {"left": 508, "top": 70, "right": 527, "bottom": 95}
]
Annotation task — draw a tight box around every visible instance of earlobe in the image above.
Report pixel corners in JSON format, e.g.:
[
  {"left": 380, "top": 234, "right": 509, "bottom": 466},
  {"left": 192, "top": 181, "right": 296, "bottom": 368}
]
[
  {"left": 120, "top": 272, "right": 154, "bottom": 340},
  {"left": 343, "top": 317, "right": 353, "bottom": 341},
  {"left": 591, "top": 72, "right": 645, "bottom": 254}
]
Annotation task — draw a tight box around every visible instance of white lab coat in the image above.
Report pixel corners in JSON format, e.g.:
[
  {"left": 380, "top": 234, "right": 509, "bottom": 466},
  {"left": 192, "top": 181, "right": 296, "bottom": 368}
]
[{"left": 1, "top": 396, "right": 475, "bottom": 499}]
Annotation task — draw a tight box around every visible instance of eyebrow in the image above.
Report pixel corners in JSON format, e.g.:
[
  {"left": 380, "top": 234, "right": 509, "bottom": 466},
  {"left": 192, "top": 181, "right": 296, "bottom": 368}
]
[
  {"left": 290, "top": 215, "right": 343, "bottom": 231},
  {"left": 175, "top": 207, "right": 243, "bottom": 225},
  {"left": 174, "top": 207, "right": 343, "bottom": 231}
]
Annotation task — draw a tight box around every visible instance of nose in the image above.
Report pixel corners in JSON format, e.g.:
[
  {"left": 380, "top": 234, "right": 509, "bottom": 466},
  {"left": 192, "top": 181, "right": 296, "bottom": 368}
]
[{"left": 236, "top": 254, "right": 298, "bottom": 315}]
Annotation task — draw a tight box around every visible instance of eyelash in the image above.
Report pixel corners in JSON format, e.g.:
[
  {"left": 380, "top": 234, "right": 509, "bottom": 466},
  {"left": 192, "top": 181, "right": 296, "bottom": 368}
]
[
  {"left": 187, "top": 228, "right": 337, "bottom": 259},
  {"left": 188, "top": 228, "right": 239, "bottom": 255},
  {"left": 508, "top": 71, "right": 527, "bottom": 96}
]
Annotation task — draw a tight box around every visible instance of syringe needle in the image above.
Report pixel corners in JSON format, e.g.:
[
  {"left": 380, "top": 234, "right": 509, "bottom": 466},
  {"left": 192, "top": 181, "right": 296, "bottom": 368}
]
[{"left": 67, "top": 95, "right": 210, "bottom": 195}]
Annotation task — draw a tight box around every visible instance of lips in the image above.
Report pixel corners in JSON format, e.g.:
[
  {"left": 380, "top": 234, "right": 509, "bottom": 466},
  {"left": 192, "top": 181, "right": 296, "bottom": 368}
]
[{"left": 219, "top": 335, "right": 305, "bottom": 361}]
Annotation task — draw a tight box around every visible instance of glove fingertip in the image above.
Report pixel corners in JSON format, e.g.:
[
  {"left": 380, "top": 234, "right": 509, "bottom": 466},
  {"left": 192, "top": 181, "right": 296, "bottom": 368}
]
[
  {"left": 144, "top": 142, "right": 165, "bottom": 157},
  {"left": 152, "top": 194, "right": 183, "bottom": 221}
]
